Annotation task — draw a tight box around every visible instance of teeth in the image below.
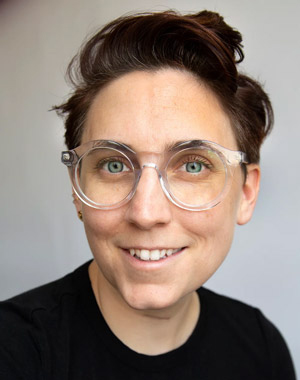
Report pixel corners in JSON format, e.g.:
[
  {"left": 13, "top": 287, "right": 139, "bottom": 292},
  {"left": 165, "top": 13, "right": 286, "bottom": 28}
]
[
  {"left": 160, "top": 249, "right": 166, "bottom": 258},
  {"left": 140, "top": 250, "right": 150, "bottom": 260},
  {"left": 150, "top": 250, "right": 160, "bottom": 261},
  {"left": 128, "top": 248, "right": 181, "bottom": 261}
]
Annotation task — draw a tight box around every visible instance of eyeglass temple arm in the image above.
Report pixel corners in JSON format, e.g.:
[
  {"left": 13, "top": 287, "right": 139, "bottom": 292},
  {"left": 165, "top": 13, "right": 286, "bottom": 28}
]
[{"left": 226, "top": 151, "right": 248, "bottom": 165}]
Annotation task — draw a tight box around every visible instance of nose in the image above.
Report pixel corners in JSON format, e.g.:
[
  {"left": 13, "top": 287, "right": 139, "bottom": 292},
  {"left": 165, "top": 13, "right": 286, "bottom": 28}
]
[{"left": 125, "top": 165, "right": 172, "bottom": 230}]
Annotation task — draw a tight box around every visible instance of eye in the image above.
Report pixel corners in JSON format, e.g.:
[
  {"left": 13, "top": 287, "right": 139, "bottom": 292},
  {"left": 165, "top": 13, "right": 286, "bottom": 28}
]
[
  {"left": 102, "top": 160, "right": 130, "bottom": 173},
  {"left": 176, "top": 154, "right": 212, "bottom": 175},
  {"left": 185, "top": 161, "right": 203, "bottom": 173}
]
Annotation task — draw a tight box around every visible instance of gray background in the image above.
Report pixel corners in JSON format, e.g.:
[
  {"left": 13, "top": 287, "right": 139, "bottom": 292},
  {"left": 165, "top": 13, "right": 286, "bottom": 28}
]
[{"left": 0, "top": 0, "right": 299, "bottom": 373}]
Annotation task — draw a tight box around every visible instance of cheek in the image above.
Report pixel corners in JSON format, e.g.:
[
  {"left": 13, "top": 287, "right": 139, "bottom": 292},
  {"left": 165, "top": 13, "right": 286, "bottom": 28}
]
[
  {"left": 81, "top": 207, "right": 127, "bottom": 287},
  {"left": 180, "top": 201, "right": 237, "bottom": 244},
  {"left": 82, "top": 206, "right": 125, "bottom": 261},
  {"left": 83, "top": 207, "right": 125, "bottom": 237},
  {"left": 178, "top": 201, "right": 238, "bottom": 276}
]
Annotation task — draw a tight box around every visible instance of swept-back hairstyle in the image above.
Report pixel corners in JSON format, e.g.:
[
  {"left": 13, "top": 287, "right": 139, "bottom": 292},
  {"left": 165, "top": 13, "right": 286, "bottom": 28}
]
[{"left": 54, "top": 10, "right": 273, "bottom": 163}]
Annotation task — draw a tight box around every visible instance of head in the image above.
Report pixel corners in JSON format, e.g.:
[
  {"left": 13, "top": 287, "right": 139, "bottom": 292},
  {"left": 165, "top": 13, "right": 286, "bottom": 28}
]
[
  {"left": 55, "top": 10, "right": 273, "bottom": 162},
  {"left": 55, "top": 10, "right": 273, "bottom": 310}
]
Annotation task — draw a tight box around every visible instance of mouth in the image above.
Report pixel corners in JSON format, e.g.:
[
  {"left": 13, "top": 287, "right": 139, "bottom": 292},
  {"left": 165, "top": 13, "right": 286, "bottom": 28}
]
[{"left": 123, "top": 248, "right": 185, "bottom": 261}]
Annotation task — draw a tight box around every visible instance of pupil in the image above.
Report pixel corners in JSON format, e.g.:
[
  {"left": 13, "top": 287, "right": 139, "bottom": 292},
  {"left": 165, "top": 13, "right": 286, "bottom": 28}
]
[
  {"left": 186, "top": 162, "right": 202, "bottom": 173},
  {"left": 108, "top": 161, "right": 123, "bottom": 173}
]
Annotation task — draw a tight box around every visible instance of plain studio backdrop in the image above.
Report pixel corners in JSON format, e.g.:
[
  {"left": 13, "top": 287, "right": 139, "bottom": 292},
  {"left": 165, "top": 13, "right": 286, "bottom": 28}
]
[{"left": 0, "top": 0, "right": 299, "bottom": 373}]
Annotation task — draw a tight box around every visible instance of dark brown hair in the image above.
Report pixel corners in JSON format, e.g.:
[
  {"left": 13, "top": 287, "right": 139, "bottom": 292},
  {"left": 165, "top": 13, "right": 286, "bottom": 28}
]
[{"left": 54, "top": 10, "right": 273, "bottom": 163}]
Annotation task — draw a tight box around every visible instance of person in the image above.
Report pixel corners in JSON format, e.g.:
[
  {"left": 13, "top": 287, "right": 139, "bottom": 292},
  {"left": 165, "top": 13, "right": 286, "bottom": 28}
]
[{"left": 0, "top": 9, "right": 296, "bottom": 379}]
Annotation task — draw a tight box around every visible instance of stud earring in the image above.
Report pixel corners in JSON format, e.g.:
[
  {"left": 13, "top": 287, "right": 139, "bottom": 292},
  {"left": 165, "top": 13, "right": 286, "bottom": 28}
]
[{"left": 78, "top": 211, "right": 83, "bottom": 221}]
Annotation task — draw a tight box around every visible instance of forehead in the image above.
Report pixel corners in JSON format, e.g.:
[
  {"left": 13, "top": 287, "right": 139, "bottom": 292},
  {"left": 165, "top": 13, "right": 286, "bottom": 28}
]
[{"left": 83, "top": 69, "right": 237, "bottom": 151}]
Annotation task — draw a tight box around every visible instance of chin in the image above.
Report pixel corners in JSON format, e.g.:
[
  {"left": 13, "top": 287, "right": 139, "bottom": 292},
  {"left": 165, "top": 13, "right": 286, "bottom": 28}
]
[{"left": 120, "top": 283, "right": 188, "bottom": 311}]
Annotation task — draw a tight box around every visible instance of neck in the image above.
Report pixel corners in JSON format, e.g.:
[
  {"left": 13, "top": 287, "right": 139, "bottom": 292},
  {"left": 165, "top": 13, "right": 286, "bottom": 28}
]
[{"left": 89, "top": 260, "right": 200, "bottom": 355}]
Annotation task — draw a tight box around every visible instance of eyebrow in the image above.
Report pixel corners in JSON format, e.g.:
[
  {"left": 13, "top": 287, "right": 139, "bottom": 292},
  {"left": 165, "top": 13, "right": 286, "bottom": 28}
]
[
  {"left": 122, "top": 140, "right": 196, "bottom": 152},
  {"left": 166, "top": 140, "right": 192, "bottom": 151}
]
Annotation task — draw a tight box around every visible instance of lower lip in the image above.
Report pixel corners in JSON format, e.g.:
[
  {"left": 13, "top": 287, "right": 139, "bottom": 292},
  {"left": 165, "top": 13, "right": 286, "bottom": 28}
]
[{"left": 121, "top": 248, "right": 186, "bottom": 268}]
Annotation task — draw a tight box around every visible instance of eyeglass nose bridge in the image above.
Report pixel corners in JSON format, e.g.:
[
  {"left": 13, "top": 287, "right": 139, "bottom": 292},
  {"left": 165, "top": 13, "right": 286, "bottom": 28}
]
[
  {"left": 140, "top": 162, "right": 163, "bottom": 180},
  {"left": 142, "top": 162, "right": 158, "bottom": 169},
  {"left": 133, "top": 162, "right": 168, "bottom": 204},
  {"left": 135, "top": 162, "right": 177, "bottom": 210},
  {"left": 136, "top": 162, "right": 164, "bottom": 188}
]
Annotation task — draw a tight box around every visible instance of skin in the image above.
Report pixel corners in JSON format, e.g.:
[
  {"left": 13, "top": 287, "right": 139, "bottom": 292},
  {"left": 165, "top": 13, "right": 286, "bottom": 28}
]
[{"left": 73, "top": 68, "right": 260, "bottom": 355}]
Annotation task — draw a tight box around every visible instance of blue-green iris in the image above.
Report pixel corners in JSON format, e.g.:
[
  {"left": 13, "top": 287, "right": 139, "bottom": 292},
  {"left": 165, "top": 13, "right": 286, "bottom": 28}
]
[
  {"left": 108, "top": 161, "right": 123, "bottom": 173},
  {"left": 185, "top": 161, "right": 203, "bottom": 173}
]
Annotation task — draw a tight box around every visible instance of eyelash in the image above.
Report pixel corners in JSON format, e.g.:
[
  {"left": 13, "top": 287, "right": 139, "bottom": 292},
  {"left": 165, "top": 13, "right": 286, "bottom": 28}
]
[
  {"left": 94, "top": 154, "right": 213, "bottom": 172},
  {"left": 95, "top": 157, "right": 130, "bottom": 170},
  {"left": 179, "top": 155, "right": 212, "bottom": 168}
]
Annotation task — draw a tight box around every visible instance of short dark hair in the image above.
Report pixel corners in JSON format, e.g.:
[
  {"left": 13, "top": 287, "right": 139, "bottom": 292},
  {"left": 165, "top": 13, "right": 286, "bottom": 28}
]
[{"left": 54, "top": 10, "right": 273, "bottom": 163}]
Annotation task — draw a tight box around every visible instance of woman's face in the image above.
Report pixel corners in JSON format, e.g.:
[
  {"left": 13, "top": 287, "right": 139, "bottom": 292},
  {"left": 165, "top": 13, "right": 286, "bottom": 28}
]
[{"left": 76, "top": 68, "right": 259, "bottom": 310}]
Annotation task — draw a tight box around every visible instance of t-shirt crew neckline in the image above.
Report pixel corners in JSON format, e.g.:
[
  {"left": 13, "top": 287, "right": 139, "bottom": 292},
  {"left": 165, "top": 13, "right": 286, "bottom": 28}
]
[{"left": 73, "top": 261, "right": 208, "bottom": 373}]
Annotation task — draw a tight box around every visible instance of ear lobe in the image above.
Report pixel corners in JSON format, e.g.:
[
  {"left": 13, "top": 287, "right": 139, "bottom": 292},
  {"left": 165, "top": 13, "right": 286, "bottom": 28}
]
[
  {"left": 237, "top": 164, "right": 260, "bottom": 225},
  {"left": 72, "top": 191, "right": 82, "bottom": 214}
]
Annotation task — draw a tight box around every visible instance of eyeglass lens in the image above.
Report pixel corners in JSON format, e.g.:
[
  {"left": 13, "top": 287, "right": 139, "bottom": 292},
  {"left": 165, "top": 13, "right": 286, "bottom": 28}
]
[{"left": 76, "top": 147, "right": 226, "bottom": 207}]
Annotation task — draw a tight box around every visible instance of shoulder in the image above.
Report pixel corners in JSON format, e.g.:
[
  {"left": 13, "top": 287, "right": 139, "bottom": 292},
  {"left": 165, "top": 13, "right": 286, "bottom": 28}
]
[
  {"left": 198, "top": 287, "right": 296, "bottom": 379},
  {"left": 198, "top": 287, "right": 269, "bottom": 346},
  {"left": 199, "top": 286, "right": 260, "bottom": 319},
  {"left": 0, "top": 260, "right": 92, "bottom": 325},
  {"left": 1, "top": 264, "right": 80, "bottom": 320},
  {"left": 0, "top": 261, "right": 92, "bottom": 379},
  {"left": 198, "top": 286, "right": 282, "bottom": 338}
]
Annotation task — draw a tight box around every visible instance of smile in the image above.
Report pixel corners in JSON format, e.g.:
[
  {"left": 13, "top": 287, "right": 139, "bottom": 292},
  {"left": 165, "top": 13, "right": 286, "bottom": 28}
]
[{"left": 127, "top": 248, "right": 182, "bottom": 261}]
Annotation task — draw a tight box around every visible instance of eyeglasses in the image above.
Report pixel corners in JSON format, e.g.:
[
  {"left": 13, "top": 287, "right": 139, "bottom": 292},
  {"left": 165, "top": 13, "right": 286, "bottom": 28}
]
[{"left": 61, "top": 140, "right": 248, "bottom": 211}]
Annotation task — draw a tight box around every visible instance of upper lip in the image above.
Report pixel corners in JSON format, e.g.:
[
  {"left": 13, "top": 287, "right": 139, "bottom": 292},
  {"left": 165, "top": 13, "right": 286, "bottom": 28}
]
[{"left": 122, "top": 247, "right": 184, "bottom": 250}]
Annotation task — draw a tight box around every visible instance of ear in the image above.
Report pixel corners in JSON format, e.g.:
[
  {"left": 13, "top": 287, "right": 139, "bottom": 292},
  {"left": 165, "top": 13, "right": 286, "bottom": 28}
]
[
  {"left": 72, "top": 191, "right": 82, "bottom": 214},
  {"left": 237, "top": 164, "right": 260, "bottom": 225}
]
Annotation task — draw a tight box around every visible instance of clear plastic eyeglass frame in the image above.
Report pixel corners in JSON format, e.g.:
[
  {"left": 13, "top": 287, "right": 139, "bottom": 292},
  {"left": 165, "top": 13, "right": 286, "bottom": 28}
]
[{"left": 61, "top": 139, "right": 248, "bottom": 212}]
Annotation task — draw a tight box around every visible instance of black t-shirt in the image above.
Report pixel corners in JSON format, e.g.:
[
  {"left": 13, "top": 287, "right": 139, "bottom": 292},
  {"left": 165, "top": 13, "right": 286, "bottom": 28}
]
[{"left": 0, "top": 261, "right": 296, "bottom": 379}]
